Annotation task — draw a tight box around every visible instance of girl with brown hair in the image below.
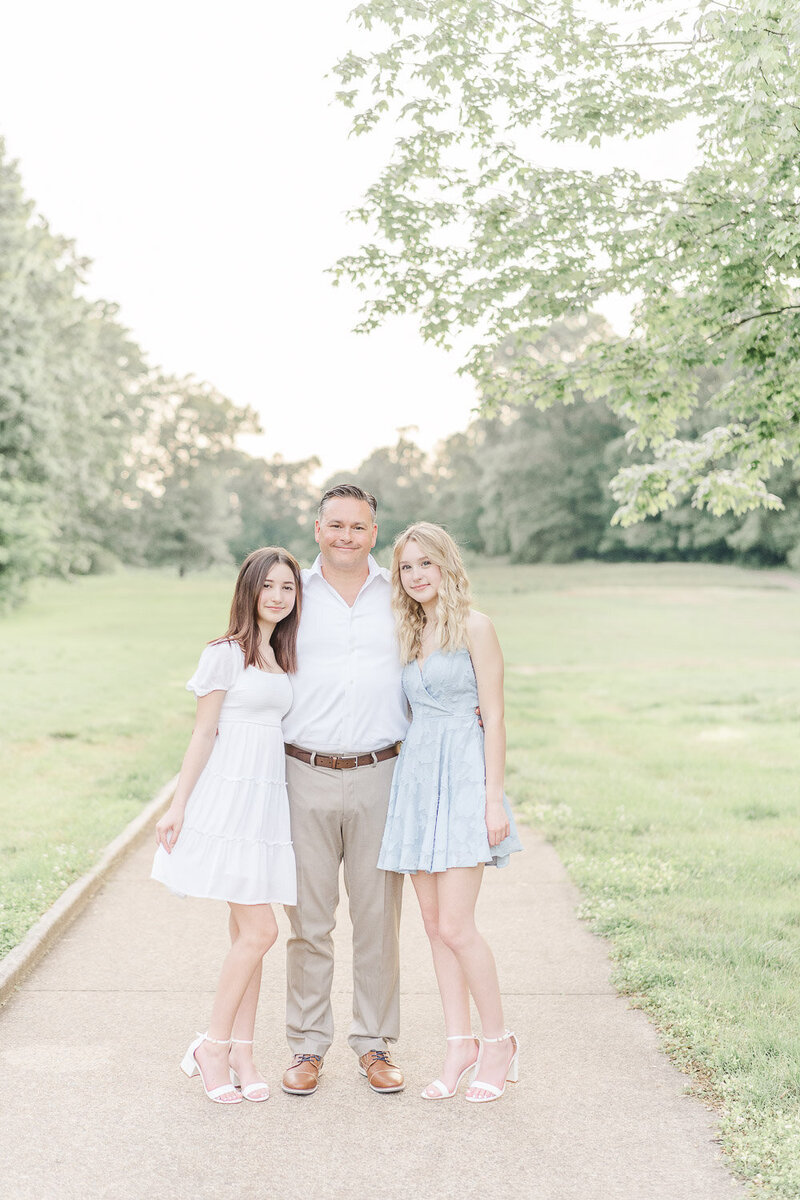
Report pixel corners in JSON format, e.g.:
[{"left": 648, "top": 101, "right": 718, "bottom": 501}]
[{"left": 152, "top": 547, "right": 302, "bottom": 1104}]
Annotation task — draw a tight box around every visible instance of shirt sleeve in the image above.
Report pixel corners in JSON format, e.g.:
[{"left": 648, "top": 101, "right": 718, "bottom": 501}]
[{"left": 186, "top": 640, "right": 243, "bottom": 697}]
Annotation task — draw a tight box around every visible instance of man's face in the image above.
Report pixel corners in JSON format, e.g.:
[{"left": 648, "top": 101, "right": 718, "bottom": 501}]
[{"left": 315, "top": 498, "right": 377, "bottom": 572}]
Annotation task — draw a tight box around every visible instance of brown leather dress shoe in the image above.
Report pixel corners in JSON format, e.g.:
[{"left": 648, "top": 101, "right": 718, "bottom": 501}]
[
  {"left": 358, "top": 1049, "right": 405, "bottom": 1093},
  {"left": 282, "top": 1053, "right": 323, "bottom": 1095}
]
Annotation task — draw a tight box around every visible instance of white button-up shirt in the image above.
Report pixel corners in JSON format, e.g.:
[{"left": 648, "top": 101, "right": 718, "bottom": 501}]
[{"left": 282, "top": 554, "right": 409, "bottom": 753}]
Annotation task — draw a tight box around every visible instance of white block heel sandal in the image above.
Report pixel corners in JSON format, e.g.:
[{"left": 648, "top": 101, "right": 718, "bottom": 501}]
[
  {"left": 180, "top": 1032, "right": 242, "bottom": 1104},
  {"left": 465, "top": 1031, "right": 519, "bottom": 1104},
  {"left": 228, "top": 1036, "right": 270, "bottom": 1102},
  {"left": 421, "top": 1033, "right": 480, "bottom": 1100}
]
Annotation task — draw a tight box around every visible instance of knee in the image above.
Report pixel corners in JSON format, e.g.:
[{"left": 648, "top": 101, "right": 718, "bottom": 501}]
[
  {"left": 240, "top": 923, "right": 278, "bottom": 959},
  {"left": 259, "top": 923, "right": 279, "bottom": 955},
  {"left": 421, "top": 911, "right": 441, "bottom": 944},
  {"left": 437, "top": 918, "right": 474, "bottom": 954}
]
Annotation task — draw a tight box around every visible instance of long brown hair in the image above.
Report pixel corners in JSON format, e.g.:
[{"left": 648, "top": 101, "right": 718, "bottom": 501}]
[{"left": 216, "top": 547, "right": 302, "bottom": 673}]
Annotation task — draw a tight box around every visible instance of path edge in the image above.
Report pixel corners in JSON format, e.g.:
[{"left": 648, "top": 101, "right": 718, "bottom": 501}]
[{"left": 0, "top": 775, "right": 177, "bottom": 1007}]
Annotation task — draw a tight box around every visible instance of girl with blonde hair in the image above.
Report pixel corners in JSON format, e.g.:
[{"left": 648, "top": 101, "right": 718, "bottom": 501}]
[{"left": 378, "top": 523, "right": 522, "bottom": 1103}]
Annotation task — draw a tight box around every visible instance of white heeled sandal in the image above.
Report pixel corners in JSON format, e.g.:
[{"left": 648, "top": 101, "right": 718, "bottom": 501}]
[
  {"left": 228, "top": 1036, "right": 270, "bottom": 1102},
  {"left": 465, "top": 1031, "right": 519, "bottom": 1103},
  {"left": 180, "top": 1032, "right": 242, "bottom": 1104},
  {"left": 421, "top": 1033, "right": 480, "bottom": 1100}
]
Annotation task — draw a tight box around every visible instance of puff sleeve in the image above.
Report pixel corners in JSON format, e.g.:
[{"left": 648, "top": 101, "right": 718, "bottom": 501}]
[{"left": 186, "top": 640, "right": 243, "bottom": 697}]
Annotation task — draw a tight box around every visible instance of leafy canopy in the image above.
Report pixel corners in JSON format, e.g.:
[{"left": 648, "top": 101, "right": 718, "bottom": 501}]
[{"left": 331, "top": 1, "right": 800, "bottom": 523}]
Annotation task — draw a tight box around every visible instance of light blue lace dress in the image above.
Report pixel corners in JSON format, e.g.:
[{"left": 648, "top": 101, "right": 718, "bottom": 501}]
[{"left": 378, "top": 648, "right": 523, "bottom": 874}]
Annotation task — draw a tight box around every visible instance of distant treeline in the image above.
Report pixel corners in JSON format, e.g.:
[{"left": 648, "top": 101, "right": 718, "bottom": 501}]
[
  {"left": 3, "top": 139, "right": 800, "bottom": 609},
  {"left": 0, "top": 139, "right": 319, "bottom": 605},
  {"left": 329, "top": 403, "right": 800, "bottom": 569},
  {"left": 321, "top": 318, "right": 800, "bottom": 570}
]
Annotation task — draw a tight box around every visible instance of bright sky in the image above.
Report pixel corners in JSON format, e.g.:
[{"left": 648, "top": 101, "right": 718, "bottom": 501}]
[{"left": 0, "top": 1, "right": 697, "bottom": 476}]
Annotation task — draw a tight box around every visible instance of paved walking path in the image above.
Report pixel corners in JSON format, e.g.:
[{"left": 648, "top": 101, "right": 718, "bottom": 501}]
[{"left": 0, "top": 824, "right": 744, "bottom": 1200}]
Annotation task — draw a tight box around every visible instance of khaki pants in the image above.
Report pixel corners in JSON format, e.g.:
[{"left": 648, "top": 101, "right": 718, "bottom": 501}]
[{"left": 284, "top": 754, "right": 403, "bottom": 1058}]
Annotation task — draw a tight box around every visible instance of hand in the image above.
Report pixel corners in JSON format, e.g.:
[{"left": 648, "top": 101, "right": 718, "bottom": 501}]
[
  {"left": 155, "top": 805, "right": 184, "bottom": 853},
  {"left": 485, "top": 800, "right": 510, "bottom": 847},
  {"left": 474, "top": 705, "right": 483, "bottom": 729}
]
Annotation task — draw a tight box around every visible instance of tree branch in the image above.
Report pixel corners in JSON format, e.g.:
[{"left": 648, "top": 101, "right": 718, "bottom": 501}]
[{"left": 708, "top": 305, "right": 800, "bottom": 340}]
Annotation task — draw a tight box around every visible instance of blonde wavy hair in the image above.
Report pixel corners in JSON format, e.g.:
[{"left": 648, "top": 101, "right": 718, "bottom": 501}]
[{"left": 391, "top": 523, "right": 472, "bottom": 664}]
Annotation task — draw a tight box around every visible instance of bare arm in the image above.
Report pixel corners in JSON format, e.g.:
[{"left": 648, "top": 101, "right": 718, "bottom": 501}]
[
  {"left": 155, "top": 689, "right": 226, "bottom": 853},
  {"left": 468, "top": 611, "right": 510, "bottom": 848}
]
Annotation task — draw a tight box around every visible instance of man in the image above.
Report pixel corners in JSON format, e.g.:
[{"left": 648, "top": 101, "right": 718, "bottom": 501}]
[{"left": 281, "top": 484, "right": 408, "bottom": 1095}]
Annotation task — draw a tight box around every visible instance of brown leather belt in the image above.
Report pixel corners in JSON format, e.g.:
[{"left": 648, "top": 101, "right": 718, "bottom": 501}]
[{"left": 284, "top": 742, "right": 402, "bottom": 770}]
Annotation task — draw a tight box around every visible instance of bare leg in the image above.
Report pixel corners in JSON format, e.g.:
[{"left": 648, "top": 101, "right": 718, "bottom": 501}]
[
  {"left": 194, "top": 903, "right": 277, "bottom": 1097},
  {"left": 227, "top": 909, "right": 269, "bottom": 1100},
  {"left": 412, "top": 871, "right": 479, "bottom": 1096},
  {"left": 431, "top": 867, "right": 516, "bottom": 1100}
]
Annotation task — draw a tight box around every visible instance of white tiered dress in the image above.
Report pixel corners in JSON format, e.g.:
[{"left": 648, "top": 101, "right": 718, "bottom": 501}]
[{"left": 151, "top": 639, "right": 297, "bottom": 905}]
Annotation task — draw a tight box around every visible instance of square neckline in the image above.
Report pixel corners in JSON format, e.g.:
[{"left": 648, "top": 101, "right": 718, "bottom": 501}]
[{"left": 416, "top": 647, "right": 469, "bottom": 671}]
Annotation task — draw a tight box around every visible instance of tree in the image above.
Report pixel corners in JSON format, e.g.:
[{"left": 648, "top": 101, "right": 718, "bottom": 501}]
[
  {"left": 50, "top": 302, "right": 150, "bottom": 574},
  {"left": 135, "top": 376, "right": 261, "bottom": 574},
  {"left": 0, "top": 137, "right": 316, "bottom": 598},
  {"left": 133, "top": 374, "right": 260, "bottom": 492},
  {"left": 226, "top": 452, "right": 320, "bottom": 562},
  {"left": 0, "top": 140, "right": 151, "bottom": 599},
  {"left": 429, "top": 427, "right": 486, "bottom": 551},
  {"left": 478, "top": 399, "right": 624, "bottom": 561},
  {"left": 0, "top": 478, "right": 53, "bottom": 604},
  {"left": 1, "top": 146, "right": 74, "bottom": 595},
  {"left": 143, "top": 455, "right": 240, "bottom": 577},
  {"left": 331, "top": 1, "right": 800, "bottom": 525}
]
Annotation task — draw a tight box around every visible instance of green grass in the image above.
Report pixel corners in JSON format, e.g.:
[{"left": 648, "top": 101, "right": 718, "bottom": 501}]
[
  {"left": 469, "top": 560, "right": 800, "bottom": 1199},
  {"left": 0, "top": 567, "right": 237, "bottom": 957},
  {"left": 3, "top": 559, "right": 800, "bottom": 1195}
]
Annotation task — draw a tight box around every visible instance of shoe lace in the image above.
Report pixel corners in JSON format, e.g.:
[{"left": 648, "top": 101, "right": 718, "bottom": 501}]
[
  {"left": 367, "top": 1050, "right": 390, "bottom": 1063},
  {"left": 293, "top": 1053, "right": 321, "bottom": 1066}
]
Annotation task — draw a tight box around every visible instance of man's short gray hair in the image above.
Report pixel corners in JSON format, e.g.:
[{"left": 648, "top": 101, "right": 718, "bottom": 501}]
[{"left": 318, "top": 484, "right": 378, "bottom": 522}]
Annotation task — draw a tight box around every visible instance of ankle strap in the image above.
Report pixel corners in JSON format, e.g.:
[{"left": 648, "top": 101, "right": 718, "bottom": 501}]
[
  {"left": 230, "top": 1037, "right": 253, "bottom": 1044},
  {"left": 199, "top": 1031, "right": 232, "bottom": 1046},
  {"left": 481, "top": 1030, "right": 514, "bottom": 1043},
  {"left": 446, "top": 1033, "right": 477, "bottom": 1041}
]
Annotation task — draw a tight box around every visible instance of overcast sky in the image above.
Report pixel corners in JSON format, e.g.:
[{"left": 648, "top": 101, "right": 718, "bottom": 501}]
[{"left": 0, "top": 1, "right": 697, "bottom": 477}]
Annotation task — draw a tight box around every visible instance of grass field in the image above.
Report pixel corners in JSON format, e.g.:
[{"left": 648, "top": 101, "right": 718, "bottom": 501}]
[
  {"left": 491, "top": 561, "right": 800, "bottom": 1198},
  {"left": 2, "top": 560, "right": 800, "bottom": 1196},
  {"left": 0, "top": 568, "right": 237, "bottom": 957}
]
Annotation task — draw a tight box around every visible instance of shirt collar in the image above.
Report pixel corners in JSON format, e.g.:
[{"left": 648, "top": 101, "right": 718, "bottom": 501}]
[{"left": 306, "top": 554, "right": 390, "bottom": 588}]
